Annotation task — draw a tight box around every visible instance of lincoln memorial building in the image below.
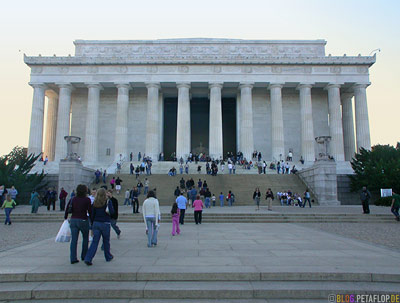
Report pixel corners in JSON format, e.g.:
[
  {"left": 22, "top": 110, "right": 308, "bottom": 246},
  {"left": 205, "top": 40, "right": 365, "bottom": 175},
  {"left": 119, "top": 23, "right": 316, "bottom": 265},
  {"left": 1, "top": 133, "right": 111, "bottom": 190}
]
[{"left": 24, "top": 39, "right": 375, "bottom": 167}]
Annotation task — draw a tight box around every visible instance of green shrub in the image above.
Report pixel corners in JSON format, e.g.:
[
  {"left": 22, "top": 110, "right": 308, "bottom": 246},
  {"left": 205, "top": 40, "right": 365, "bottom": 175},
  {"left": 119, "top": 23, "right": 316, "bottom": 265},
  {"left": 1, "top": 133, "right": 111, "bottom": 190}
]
[{"left": 374, "top": 196, "right": 393, "bottom": 207}]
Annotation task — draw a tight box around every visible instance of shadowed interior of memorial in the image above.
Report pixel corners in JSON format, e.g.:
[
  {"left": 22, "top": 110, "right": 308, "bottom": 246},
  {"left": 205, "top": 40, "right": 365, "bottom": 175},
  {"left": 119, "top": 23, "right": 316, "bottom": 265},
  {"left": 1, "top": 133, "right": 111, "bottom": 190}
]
[
  {"left": 163, "top": 98, "right": 177, "bottom": 160},
  {"left": 222, "top": 98, "right": 236, "bottom": 157}
]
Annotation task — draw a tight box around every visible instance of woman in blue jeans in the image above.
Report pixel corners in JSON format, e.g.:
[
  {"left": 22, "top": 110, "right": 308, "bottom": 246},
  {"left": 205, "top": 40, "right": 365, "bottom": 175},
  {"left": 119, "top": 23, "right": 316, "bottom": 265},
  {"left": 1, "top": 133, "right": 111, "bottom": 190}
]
[
  {"left": 84, "top": 188, "right": 114, "bottom": 266},
  {"left": 142, "top": 190, "right": 161, "bottom": 247},
  {"left": 64, "top": 184, "right": 92, "bottom": 264}
]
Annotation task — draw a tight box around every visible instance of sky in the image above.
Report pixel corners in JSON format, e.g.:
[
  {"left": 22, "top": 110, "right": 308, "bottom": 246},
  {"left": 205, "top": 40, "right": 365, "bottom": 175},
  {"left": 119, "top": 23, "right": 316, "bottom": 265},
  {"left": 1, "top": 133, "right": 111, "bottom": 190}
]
[{"left": 0, "top": 0, "right": 399, "bottom": 156}]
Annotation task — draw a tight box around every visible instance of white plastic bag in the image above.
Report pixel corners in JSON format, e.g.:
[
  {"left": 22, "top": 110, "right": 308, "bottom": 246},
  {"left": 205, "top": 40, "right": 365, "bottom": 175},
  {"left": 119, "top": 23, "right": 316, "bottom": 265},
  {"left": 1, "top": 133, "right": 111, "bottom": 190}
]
[{"left": 55, "top": 220, "right": 71, "bottom": 242}]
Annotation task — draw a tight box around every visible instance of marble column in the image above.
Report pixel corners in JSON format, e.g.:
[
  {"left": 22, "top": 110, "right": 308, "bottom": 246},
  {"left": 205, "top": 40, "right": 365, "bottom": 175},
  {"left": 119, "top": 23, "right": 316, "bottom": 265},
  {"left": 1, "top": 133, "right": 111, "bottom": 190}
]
[
  {"left": 209, "top": 83, "right": 223, "bottom": 159},
  {"left": 176, "top": 83, "right": 191, "bottom": 160},
  {"left": 236, "top": 92, "right": 241, "bottom": 153},
  {"left": 326, "top": 84, "right": 345, "bottom": 161},
  {"left": 341, "top": 93, "right": 356, "bottom": 161},
  {"left": 145, "top": 82, "right": 160, "bottom": 161},
  {"left": 239, "top": 83, "right": 254, "bottom": 160},
  {"left": 84, "top": 83, "right": 102, "bottom": 164},
  {"left": 54, "top": 84, "right": 73, "bottom": 161},
  {"left": 114, "top": 83, "right": 130, "bottom": 161},
  {"left": 159, "top": 92, "right": 164, "bottom": 155},
  {"left": 28, "top": 83, "right": 46, "bottom": 157},
  {"left": 44, "top": 90, "right": 58, "bottom": 161},
  {"left": 353, "top": 84, "right": 371, "bottom": 152},
  {"left": 269, "top": 84, "right": 285, "bottom": 161},
  {"left": 298, "top": 84, "right": 315, "bottom": 162}
]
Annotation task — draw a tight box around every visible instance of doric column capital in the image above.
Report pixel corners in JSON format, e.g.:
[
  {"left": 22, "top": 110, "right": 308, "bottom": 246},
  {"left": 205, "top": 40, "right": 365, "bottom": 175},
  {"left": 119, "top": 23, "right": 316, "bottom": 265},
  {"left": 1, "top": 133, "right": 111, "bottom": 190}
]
[
  {"left": 209, "top": 82, "right": 223, "bottom": 89},
  {"left": 115, "top": 83, "right": 131, "bottom": 90},
  {"left": 45, "top": 89, "right": 58, "bottom": 99},
  {"left": 268, "top": 83, "right": 284, "bottom": 90},
  {"left": 325, "top": 83, "right": 341, "bottom": 90},
  {"left": 145, "top": 82, "right": 161, "bottom": 90},
  {"left": 56, "top": 83, "right": 74, "bottom": 91},
  {"left": 353, "top": 83, "right": 370, "bottom": 90},
  {"left": 29, "top": 82, "right": 47, "bottom": 90},
  {"left": 239, "top": 82, "right": 254, "bottom": 89},
  {"left": 176, "top": 82, "right": 191, "bottom": 89},
  {"left": 85, "top": 83, "right": 103, "bottom": 90},
  {"left": 296, "top": 83, "right": 314, "bottom": 90}
]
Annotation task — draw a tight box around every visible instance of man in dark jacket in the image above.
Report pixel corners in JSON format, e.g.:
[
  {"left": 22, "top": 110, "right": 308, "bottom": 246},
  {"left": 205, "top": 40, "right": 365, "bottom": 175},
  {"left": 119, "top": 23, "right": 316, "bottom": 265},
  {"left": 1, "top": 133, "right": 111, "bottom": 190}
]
[
  {"left": 360, "top": 186, "right": 372, "bottom": 214},
  {"left": 107, "top": 190, "right": 121, "bottom": 238},
  {"left": 59, "top": 188, "right": 68, "bottom": 211},
  {"left": 130, "top": 187, "right": 139, "bottom": 213}
]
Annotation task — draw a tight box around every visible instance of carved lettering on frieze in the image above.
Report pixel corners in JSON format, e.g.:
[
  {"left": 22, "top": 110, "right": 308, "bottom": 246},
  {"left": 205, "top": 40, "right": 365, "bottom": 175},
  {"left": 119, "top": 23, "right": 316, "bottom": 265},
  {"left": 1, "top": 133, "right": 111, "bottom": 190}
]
[
  {"left": 118, "top": 66, "right": 128, "bottom": 73},
  {"left": 272, "top": 66, "right": 282, "bottom": 74},
  {"left": 213, "top": 66, "right": 222, "bottom": 73},
  {"left": 330, "top": 66, "right": 341, "bottom": 74},
  {"left": 146, "top": 66, "right": 158, "bottom": 73},
  {"left": 303, "top": 66, "right": 312, "bottom": 74},
  {"left": 178, "top": 66, "right": 189, "bottom": 73},
  {"left": 241, "top": 66, "right": 253, "bottom": 73}
]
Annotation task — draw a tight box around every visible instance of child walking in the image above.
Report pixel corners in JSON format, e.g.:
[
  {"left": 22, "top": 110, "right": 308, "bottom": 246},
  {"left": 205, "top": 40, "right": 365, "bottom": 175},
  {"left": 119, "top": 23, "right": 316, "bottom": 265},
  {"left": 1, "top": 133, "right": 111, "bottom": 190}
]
[{"left": 171, "top": 202, "right": 180, "bottom": 236}]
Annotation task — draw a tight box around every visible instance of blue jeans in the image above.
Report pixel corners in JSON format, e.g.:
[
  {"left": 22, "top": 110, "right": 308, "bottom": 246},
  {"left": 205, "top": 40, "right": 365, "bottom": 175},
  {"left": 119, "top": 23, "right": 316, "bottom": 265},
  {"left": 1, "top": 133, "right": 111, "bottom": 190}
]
[
  {"left": 144, "top": 186, "right": 149, "bottom": 195},
  {"left": 303, "top": 197, "right": 311, "bottom": 208},
  {"left": 205, "top": 197, "right": 210, "bottom": 208},
  {"left": 229, "top": 169, "right": 232, "bottom": 174},
  {"left": 124, "top": 198, "right": 130, "bottom": 205},
  {"left": 4, "top": 208, "right": 12, "bottom": 224},
  {"left": 228, "top": 198, "right": 233, "bottom": 206},
  {"left": 391, "top": 206, "right": 399, "bottom": 219},
  {"left": 220, "top": 199, "right": 224, "bottom": 207},
  {"left": 145, "top": 217, "right": 158, "bottom": 247},
  {"left": 69, "top": 219, "right": 89, "bottom": 262},
  {"left": 110, "top": 219, "right": 121, "bottom": 236},
  {"left": 85, "top": 221, "right": 113, "bottom": 262}
]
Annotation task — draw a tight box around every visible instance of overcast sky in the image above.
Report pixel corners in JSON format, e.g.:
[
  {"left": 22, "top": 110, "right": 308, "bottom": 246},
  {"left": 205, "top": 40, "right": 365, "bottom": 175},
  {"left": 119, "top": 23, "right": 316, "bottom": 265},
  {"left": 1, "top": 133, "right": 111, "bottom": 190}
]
[{"left": 1, "top": 0, "right": 399, "bottom": 156}]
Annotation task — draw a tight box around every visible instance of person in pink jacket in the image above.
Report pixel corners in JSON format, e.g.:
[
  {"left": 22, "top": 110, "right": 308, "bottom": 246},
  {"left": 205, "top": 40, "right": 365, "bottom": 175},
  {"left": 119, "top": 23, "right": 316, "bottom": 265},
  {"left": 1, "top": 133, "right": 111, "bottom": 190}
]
[
  {"left": 171, "top": 202, "right": 180, "bottom": 236},
  {"left": 192, "top": 195, "right": 205, "bottom": 225}
]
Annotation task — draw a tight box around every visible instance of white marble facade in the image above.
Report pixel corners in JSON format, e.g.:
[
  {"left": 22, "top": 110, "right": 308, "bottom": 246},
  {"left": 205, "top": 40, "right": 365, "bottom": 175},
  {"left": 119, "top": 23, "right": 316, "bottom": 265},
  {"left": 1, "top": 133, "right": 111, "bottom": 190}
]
[{"left": 25, "top": 39, "right": 375, "bottom": 166}]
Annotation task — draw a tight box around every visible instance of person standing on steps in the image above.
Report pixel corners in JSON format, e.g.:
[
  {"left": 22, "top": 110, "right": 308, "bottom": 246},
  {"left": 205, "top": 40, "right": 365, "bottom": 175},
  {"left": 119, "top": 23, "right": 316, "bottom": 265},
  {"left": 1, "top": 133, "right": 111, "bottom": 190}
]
[
  {"left": 219, "top": 192, "right": 224, "bottom": 207},
  {"left": 176, "top": 192, "right": 188, "bottom": 225},
  {"left": 137, "top": 180, "right": 143, "bottom": 195},
  {"left": 29, "top": 189, "right": 41, "bottom": 213},
  {"left": 84, "top": 188, "right": 115, "bottom": 266},
  {"left": 144, "top": 178, "right": 150, "bottom": 195},
  {"left": 174, "top": 186, "right": 181, "bottom": 198},
  {"left": 115, "top": 177, "right": 123, "bottom": 194},
  {"left": 59, "top": 187, "right": 68, "bottom": 211},
  {"left": 102, "top": 170, "right": 107, "bottom": 184},
  {"left": 303, "top": 189, "right": 311, "bottom": 208},
  {"left": 204, "top": 188, "right": 211, "bottom": 208},
  {"left": 253, "top": 188, "right": 261, "bottom": 211},
  {"left": 130, "top": 187, "right": 140, "bottom": 213},
  {"left": 124, "top": 189, "right": 131, "bottom": 206},
  {"left": 193, "top": 195, "right": 205, "bottom": 224},
  {"left": 265, "top": 188, "right": 274, "bottom": 211},
  {"left": 171, "top": 202, "right": 180, "bottom": 236},
  {"left": 391, "top": 191, "right": 400, "bottom": 221},
  {"left": 142, "top": 190, "right": 161, "bottom": 247},
  {"left": 110, "top": 177, "right": 115, "bottom": 190},
  {"left": 65, "top": 184, "right": 92, "bottom": 264},
  {"left": 360, "top": 186, "right": 372, "bottom": 214}
]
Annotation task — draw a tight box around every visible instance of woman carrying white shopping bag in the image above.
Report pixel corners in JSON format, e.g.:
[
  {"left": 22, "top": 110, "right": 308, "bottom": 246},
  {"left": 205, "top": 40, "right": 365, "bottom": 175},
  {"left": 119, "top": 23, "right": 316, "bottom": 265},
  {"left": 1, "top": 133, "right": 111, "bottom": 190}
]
[
  {"left": 55, "top": 220, "right": 71, "bottom": 242},
  {"left": 64, "top": 184, "right": 92, "bottom": 264}
]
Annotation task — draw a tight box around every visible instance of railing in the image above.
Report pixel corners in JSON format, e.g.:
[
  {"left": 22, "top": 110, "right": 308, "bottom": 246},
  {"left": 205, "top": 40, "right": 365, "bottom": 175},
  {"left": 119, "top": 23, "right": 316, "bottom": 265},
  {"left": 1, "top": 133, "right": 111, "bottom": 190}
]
[{"left": 296, "top": 167, "right": 319, "bottom": 204}]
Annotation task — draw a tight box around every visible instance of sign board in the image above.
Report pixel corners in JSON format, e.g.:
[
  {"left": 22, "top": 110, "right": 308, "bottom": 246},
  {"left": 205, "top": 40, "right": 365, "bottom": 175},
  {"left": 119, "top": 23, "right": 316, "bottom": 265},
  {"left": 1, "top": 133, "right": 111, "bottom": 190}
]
[{"left": 380, "top": 189, "right": 392, "bottom": 197}]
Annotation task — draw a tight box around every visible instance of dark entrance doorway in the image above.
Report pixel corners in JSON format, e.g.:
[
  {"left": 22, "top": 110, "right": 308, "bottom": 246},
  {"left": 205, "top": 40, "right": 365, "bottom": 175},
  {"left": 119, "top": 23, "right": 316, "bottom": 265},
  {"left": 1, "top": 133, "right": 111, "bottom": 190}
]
[
  {"left": 191, "top": 98, "right": 210, "bottom": 155},
  {"left": 222, "top": 98, "right": 236, "bottom": 157},
  {"left": 163, "top": 98, "right": 177, "bottom": 160}
]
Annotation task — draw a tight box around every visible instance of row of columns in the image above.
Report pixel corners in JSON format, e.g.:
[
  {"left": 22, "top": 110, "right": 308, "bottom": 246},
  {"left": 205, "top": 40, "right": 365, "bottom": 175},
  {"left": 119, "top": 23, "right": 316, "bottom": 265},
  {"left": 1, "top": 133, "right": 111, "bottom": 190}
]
[{"left": 28, "top": 82, "right": 371, "bottom": 164}]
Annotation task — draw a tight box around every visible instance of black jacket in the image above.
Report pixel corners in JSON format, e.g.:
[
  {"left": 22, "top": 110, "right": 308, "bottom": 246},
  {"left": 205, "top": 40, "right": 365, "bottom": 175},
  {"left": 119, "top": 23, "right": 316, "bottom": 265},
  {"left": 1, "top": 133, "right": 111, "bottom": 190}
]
[{"left": 109, "top": 197, "right": 119, "bottom": 220}]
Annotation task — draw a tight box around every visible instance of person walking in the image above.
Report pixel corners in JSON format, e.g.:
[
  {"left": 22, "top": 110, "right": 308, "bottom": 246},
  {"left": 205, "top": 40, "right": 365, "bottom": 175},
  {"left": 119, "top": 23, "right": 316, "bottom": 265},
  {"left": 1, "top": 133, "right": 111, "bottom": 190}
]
[
  {"left": 64, "top": 184, "right": 92, "bottom": 264},
  {"left": 144, "top": 178, "right": 149, "bottom": 195},
  {"left": 46, "top": 188, "right": 57, "bottom": 211},
  {"left": 107, "top": 190, "right": 121, "bottom": 239},
  {"left": 142, "top": 190, "right": 161, "bottom": 247},
  {"left": 176, "top": 192, "right": 188, "bottom": 225},
  {"left": 59, "top": 187, "right": 68, "bottom": 211},
  {"left": 115, "top": 177, "right": 123, "bottom": 194},
  {"left": 8, "top": 186, "right": 18, "bottom": 202},
  {"left": 29, "top": 190, "right": 41, "bottom": 213},
  {"left": 124, "top": 189, "right": 131, "bottom": 206},
  {"left": 137, "top": 180, "right": 143, "bottom": 195},
  {"left": 204, "top": 188, "right": 211, "bottom": 208},
  {"left": 253, "top": 188, "right": 261, "bottom": 211},
  {"left": 303, "top": 189, "right": 311, "bottom": 208},
  {"left": 110, "top": 177, "right": 115, "bottom": 190},
  {"left": 391, "top": 191, "right": 400, "bottom": 221},
  {"left": 102, "top": 170, "right": 107, "bottom": 184},
  {"left": 171, "top": 202, "right": 180, "bottom": 236},
  {"left": 360, "top": 186, "right": 372, "bottom": 214},
  {"left": 2, "top": 194, "right": 16, "bottom": 225},
  {"left": 84, "top": 188, "right": 115, "bottom": 265},
  {"left": 193, "top": 195, "right": 205, "bottom": 224},
  {"left": 265, "top": 188, "right": 274, "bottom": 211}
]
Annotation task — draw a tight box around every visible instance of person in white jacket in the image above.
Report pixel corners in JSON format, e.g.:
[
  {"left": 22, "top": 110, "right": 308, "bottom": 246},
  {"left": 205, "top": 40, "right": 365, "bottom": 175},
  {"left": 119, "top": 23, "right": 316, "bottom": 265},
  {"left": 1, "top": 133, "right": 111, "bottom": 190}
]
[{"left": 142, "top": 190, "right": 161, "bottom": 247}]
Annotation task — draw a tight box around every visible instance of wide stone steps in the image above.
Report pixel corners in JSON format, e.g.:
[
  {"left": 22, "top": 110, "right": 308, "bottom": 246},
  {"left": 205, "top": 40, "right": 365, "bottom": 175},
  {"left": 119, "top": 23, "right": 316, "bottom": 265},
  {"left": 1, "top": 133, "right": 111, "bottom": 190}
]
[
  {"left": 1, "top": 213, "right": 394, "bottom": 223},
  {"left": 1, "top": 270, "right": 399, "bottom": 301},
  {"left": 98, "top": 173, "right": 314, "bottom": 206}
]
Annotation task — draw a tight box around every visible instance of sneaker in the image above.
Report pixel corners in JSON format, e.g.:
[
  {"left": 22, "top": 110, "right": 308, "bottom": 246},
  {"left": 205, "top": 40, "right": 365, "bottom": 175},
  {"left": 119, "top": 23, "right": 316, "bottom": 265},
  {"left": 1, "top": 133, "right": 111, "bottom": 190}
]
[
  {"left": 71, "top": 260, "right": 79, "bottom": 264},
  {"left": 84, "top": 261, "right": 92, "bottom": 266}
]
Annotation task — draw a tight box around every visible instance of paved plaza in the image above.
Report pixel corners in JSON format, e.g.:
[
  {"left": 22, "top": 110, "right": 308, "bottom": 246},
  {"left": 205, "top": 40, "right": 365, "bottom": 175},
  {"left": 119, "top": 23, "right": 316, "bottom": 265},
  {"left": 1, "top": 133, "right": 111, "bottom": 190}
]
[{"left": 0, "top": 218, "right": 399, "bottom": 301}]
